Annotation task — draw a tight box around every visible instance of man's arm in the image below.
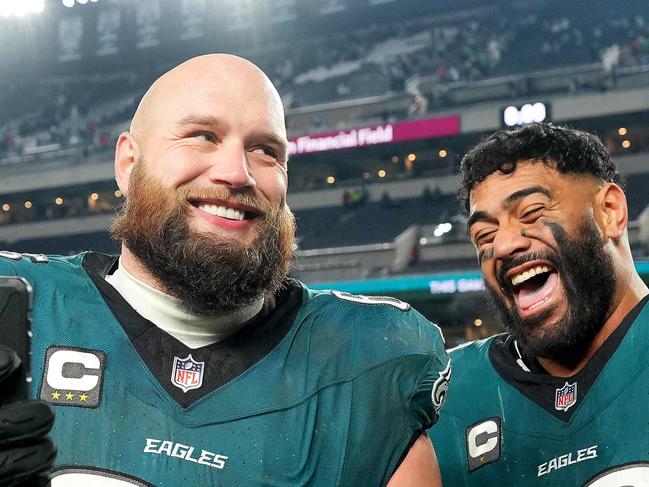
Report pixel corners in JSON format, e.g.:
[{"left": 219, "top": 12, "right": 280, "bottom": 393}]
[{"left": 387, "top": 433, "right": 442, "bottom": 487}]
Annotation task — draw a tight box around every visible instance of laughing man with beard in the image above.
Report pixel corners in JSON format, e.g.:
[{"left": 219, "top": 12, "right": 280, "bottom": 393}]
[
  {"left": 429, "top": 123, "right": 649, "bottom": 486},
  {"left": 0, "top": 54, "right": 450, "bottom": 486}
]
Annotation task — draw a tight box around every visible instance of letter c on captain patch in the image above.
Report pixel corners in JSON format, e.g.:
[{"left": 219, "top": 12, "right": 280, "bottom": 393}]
[
  {"left": 39, "top": 346, "right": 106, "bottom": 408},
  {"left": 465, "top": 417, "right": 502, "bottom": 473}
]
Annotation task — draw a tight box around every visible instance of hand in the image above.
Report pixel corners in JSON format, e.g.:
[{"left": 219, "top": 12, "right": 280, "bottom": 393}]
[{"left": 0, "top": 345, "right": 56, "bottom": 487}]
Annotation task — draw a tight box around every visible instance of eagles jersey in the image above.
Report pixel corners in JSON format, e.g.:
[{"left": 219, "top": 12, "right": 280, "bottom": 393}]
[
  {"left": 429, "top": 295, "right": 649, "bottom": 486},
  {"left": 0, "top": 251, "right": 450, "bottom": 487}
]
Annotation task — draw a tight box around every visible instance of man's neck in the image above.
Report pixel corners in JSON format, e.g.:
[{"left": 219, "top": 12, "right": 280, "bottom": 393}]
[
  {"left": 538, "top": 272, "right": 649, "bottom": 377},
  {"left": 119, "top": 245, "right": 169, "bottom": 294},
  {"left": 113, "top": 246, "right": 265, "bottom": 348}
]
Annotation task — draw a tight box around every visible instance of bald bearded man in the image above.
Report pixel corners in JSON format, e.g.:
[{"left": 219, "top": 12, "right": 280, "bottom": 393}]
[{"left": 0, "top": 55, "right": 450, "bottom": 486}]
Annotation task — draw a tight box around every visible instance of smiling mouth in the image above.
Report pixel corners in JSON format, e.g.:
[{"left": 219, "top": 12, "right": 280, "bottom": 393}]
[
  {"left": 189, "top": 200, "right": 262, "bottom": 222},
  {"left": 508, "top": 264, "right": 559, "bottom": 313}
]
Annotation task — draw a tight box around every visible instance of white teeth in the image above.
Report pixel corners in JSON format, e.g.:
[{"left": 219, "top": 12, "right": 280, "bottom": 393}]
[
  {"left": 197, "top": 204, "right": 245, "bottom": 221},
  {"left": 511, "top": 265, "right": 550, "bottom": 286}
]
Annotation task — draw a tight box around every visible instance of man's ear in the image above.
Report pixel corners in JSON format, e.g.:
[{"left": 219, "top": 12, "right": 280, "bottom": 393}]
[
  {"left": 114, "top": 132, "right": 140, "bottom": 196},
  {"left": 597, "top": 182, "right": 628, "bottom": 240}
]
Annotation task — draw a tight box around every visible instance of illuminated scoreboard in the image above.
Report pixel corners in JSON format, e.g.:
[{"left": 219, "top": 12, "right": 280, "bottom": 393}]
[{"left": 502, "top": 101, "right": 551, "bottom": 128}]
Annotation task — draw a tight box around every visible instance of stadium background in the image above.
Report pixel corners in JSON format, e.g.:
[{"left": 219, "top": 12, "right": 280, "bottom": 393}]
[{"left": 1, "top": 0, "right": 648, "bottom": 347}]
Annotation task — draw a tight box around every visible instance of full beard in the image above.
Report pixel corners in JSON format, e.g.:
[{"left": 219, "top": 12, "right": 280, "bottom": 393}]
[
  {"left": 486, "top": 218, "right": 616, "bottom": 368},
  {"left": 110, "top": 161, "right": 295, "bottom": 316}
]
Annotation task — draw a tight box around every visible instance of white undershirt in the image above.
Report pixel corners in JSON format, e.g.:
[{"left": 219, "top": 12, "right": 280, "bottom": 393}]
[{"left": 105, "top": 259, "right": 264, "bottom": 349}]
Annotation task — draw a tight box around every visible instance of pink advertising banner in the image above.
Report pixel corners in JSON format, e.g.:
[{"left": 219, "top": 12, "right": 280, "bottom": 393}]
[{"left": 288, "top": 115, "right": 460, "bottom": 156}]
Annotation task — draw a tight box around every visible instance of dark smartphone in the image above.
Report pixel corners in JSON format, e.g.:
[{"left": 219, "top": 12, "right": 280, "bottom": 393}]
[{"left": 0, "top": 276, "right": 33, "bottom": 405}]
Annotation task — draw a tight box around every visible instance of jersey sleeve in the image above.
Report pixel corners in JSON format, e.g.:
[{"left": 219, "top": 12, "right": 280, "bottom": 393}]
[
  {"left": 405, "top": 312, "right": 451, "bottom": 431},
  {"left": 409, "top": 346, "right": 451, "bottom": 430},
  {"left": 320, "top": 290, "right": 452, "bottom": 433}
]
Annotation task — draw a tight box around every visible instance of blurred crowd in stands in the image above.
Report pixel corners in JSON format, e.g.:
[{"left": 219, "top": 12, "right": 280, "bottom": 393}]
[
  {"left": 0, "top": 73, "right": 141, "bottom": 160},
  {"left": 0, "top": 1, "right": 648, "bottom": 180}
]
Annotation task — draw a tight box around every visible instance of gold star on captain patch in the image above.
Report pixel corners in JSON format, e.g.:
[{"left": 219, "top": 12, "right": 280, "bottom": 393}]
[
  {"left": 65, "top": 392, "right": 75, "bottom": 400},
  {"left": 51, "top": 391, "right": 61, "bottom": 400},
  {"left": 79, "top": 393, "right": 89, "bottom": 402}
]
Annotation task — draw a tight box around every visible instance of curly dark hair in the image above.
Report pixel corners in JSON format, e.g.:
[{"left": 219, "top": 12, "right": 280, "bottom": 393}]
[{"left": 458, "top": 123, "right": 622, "bottom": 214}]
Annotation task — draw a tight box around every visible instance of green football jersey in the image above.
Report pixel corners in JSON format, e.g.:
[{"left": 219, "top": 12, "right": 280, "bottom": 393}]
[
  {"left": 429, "top": 296, "right": 649, "bottom": 486},
  {"left": 0, "top": 251, "right": 450, "bottom": 487}
]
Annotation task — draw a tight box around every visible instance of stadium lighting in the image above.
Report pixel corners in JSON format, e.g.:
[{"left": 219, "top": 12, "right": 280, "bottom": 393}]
[
  {"left": 474, "top": 319, "right": 483, "bottom": 327},
  {"left": 378, "top": 169, "right": 386, "bottom": 178},
  {"left": 114, "top": 190, "right": 122, "bottom": 198},
  {"left": 391, "top": 156, "right": 399, "bottom": 163},
  {"left": 2, "top": 204, "right": 10, "bottom": 212},
  {"left": 90, "top": 192, "right": 99, "bottom": 201},
  {"left": 31, "top": 0, "right": 44, "bottom": 13},
  {"left": 24, "top": 201, "right": 32, "bottom": 209},
  {"left": 326, "top": 176, "right": 335, "bottom": 184},
  {"left": 0, "top": 0, "right": 45, "bottom": 18},
  {"left": 503, "top": 102, "right": 548, "bottom": 127},
  {"left": 438, "top": 149, "right": 448, "bottom": 158},
  {"left": 77, "top": 0, "right": 88, "bottom": 4},
  {"left": 433, "top": 222, "right": 453, "bottom": 237},
  {"left": 62, "top": 0, "right": 74, "bottom": 7},
  {"left": 622, "top": 140, "right": 632, "bottom": 149},
  {"left": 618, "top": 127, "right": 628, "bottom": 136},
  {"left": 55, "top": 197, "right": 64, "bottom": 206},
  {"left": 407, "top": 153, "right": 416, "bottom": 162}
]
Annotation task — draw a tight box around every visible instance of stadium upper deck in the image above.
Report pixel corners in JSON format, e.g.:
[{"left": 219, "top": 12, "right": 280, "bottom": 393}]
[{"left": 0, "top": 0, "right": 647, "bottom": 162}]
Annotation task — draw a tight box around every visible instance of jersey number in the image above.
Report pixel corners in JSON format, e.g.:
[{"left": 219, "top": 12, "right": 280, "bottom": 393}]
[
  {"left": 584, "top": 462, "right": 649, "bottom": 486},
  {"left": 52, "top": 468, "right": 153, "bottom": 487},
  {"left": 0, "top": 251, "right": 49, "bottom": 263},
  {"left": 331, "top": 291, "right": 410, "bottom": 311}
]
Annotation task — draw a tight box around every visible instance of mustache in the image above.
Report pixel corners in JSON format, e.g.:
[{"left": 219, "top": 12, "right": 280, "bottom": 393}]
[{"left": 497, "top": 250, "right": 560, "bottom": 293}]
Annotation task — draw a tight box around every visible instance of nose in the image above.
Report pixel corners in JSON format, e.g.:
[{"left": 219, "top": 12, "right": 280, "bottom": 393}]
[
  {"left": 205, "top": 143, "right": 256, "bottom": 189},
  {"left": 493, "top": 223, "right": 531, "bottom": 260}
]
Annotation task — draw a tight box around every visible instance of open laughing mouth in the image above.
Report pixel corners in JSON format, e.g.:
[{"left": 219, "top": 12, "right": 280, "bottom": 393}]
[{"left": 505, "top": 262, "right": 561, "bottom": 317}]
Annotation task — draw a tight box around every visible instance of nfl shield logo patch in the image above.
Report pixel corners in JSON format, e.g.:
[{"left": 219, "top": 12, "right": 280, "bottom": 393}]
[
  {"left": 171, "top": 355, "right": 204, "bottom": 393},
  {"left": 555, "top": 381, "right": 577, "bottom": 412}
]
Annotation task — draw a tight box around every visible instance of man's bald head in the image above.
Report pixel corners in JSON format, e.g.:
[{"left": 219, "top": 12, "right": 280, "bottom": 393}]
[
  {"left": 112, "top": 54, "right": 294, "bottom": 312},
  {"left": 129, "top": 54, "right": 285, "bottom": 146},
  {"left": 114, "top": 50, "right": 291, "bottom": 217}
]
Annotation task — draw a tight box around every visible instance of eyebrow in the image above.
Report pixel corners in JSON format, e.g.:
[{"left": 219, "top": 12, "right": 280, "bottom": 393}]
[
  {"left": 466, "top": 185, "right": 552, "bottom": 231},
  {"left": 466, "top": 210, "right": 495, "bottom": 232},
  {"left": 177, "top": 114, "right": 230, "bottom": 131},
  {"left": 501, "top": 185, "right": 552, "bottom": 209},
  {"left": 177, "top": 113, "right": 289, "bottom": 161}
]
